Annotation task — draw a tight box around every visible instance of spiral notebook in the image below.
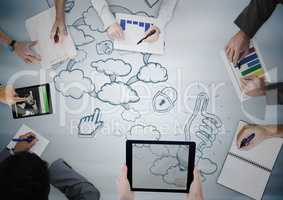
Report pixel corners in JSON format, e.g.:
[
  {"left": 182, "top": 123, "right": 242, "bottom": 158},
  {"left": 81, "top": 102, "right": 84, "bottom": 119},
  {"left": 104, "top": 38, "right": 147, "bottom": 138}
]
[{"left": 217, "top": 121, "right": 282, "bottom": 200}]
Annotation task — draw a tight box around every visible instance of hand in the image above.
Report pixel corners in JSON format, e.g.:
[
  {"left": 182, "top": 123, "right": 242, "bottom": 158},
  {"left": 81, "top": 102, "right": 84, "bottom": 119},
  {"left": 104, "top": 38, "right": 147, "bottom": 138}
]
[
  {"left": 143, "top": 26, "right": 160, "bottom": 43},
  {"left": 186, "top": 169, "right": 204, "bottom": 200},
  {"left": 236, "top": 124, "right": 272, "bottom": 150},
  {"left": 225, "top": 30, "right": 250, "bottom": 64},
  {"left": 14, "top": 41, "right": 41, "bottom": 64},
  {"left": 117, "top": 165, "right": 135, "bottom": 200},
  {"left": 107, "top": 22, "right": 124, "bottom": 40},
  {"left": 0, "top": 85, "right": 25, "bottom": 105},
  {"left": 78, "top": 108, "right": 104, "bottom": 137},
  {"left": 50, "top": 18, "right": 68, "bottom": 43},
  {"left": 14, "top": 132, "right": 38, "bottom": 153},
  {"left": 240, "top": 75, "right": 266, "bottom": 97}
]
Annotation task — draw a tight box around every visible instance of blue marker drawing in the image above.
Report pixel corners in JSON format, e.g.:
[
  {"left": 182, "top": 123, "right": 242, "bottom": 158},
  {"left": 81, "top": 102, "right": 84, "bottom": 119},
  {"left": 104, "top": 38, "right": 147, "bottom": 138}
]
[{"left": 78, "top": 108, "right": 104, "bottom": 137}]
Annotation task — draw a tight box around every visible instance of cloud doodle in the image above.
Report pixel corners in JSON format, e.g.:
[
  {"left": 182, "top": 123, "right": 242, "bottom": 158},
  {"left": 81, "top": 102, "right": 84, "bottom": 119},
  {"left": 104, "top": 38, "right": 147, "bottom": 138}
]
[
  {"left": 68, "top": 25, "right": 95, "bottom": 46},
  {"left": 97, "top": 82, "right": 140, "bottom": 105},
  {"left": 91, "top": 58, "right": 132, "bottom": 78},
  {"left": 121, "top": 107, "right": 141, "bottom": 122},
  {"left": 54, "top": 69, "right": 95, "bottom": 99},
  {"left": 127, "top": 124, "right": 161, "bottom": 141},
  {"left": 127, "top": 62, "right": 168, "bottom": 85}
]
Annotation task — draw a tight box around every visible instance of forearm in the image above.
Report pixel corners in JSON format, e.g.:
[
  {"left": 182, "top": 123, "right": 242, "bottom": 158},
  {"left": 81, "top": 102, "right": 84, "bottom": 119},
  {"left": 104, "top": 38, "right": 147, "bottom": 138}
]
[
  {"left": 234, "top": 0, "right": 277, "bottom": 38},
  {"left": 0, "top": 31, "right": 12, "bottom": 46},
  {"left": 91, "top": 0, "right": 115, "bottom": 29},
  {"left": 55, "top": 0, "right": 65, "bottom": 21},
  {"left": 156, "top": 0, "right": 178, "bottom": 31},
  {"left": 265, "top": 125, "right": 283, "bottom": 138}
]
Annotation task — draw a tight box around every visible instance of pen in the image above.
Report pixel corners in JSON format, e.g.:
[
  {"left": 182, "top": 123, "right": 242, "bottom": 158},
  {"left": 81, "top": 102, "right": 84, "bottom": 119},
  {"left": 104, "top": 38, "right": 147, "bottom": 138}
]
[
  {"left": 240, "top": 133, "right": 255, "bottom": 148},
  {"left": 54, "top": 27, "right": 59, "bottom": 43},
  {"left": 137, "top": 29, "right": 157, "bottom": 45},
  {"left": 12, "top": 135, "right": 36, "bottom": 143}
]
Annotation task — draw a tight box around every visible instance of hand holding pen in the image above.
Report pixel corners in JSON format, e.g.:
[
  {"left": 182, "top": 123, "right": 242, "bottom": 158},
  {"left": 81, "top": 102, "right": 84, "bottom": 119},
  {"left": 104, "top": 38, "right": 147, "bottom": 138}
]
[
  {"left": 13, "top": 132, "right": 38, "bottom": 153},
  {"left": 236, "top": 124, "right": 272, "bottom": 150},
  {"left": 137, "top": 25, "right": 160, "bottom": 44}
]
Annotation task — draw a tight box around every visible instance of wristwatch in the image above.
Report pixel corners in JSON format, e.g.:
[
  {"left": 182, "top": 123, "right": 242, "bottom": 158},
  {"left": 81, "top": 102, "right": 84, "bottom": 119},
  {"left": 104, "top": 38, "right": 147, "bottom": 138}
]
[{"left": 9, "top": 40, "right": 16, "bottom": 52}]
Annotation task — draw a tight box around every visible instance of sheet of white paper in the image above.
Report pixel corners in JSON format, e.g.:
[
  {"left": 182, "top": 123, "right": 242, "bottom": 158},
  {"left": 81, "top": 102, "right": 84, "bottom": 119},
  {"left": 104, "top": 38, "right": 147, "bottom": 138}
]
[
  {"left": 25, "top": 7, "right": 77, "bottom": 68},
  {"left": 7, "top": 124, "right": 49, "bottom": 157},
  {"left": 114, "top": 13, "right": 164, "bottom": 55}
]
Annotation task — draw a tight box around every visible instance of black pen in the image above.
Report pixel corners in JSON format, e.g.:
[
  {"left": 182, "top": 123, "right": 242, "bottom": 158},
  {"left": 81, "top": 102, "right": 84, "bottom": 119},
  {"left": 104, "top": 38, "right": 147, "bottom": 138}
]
[
  {"left": 137, "top": 29, "right": 157, "bottom": 45},
  {"left": 240, "top": 133, "right": 255, "bottom": 148}
]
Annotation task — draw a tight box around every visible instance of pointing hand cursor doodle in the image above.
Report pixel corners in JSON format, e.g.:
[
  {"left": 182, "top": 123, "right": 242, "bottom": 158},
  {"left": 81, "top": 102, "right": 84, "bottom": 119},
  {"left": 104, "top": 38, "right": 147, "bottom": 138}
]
[{"left": 78, "top": 108, "right": 104, "bottom": 137}]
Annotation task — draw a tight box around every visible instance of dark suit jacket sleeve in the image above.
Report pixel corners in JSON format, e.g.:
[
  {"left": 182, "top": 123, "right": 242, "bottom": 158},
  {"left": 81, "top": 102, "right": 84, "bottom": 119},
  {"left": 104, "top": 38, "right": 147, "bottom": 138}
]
[
  {"left": 0, "top": 148, "right": 11, "bottom": 163},
  {"left": 49, "top": 159, "right": 100, "bottom": 200},
  {"left": 266, "top": 82, "right": 283, "bottom": 105},
  {"left": 234, "top": 0, "right": 278, "bottom": 38}
]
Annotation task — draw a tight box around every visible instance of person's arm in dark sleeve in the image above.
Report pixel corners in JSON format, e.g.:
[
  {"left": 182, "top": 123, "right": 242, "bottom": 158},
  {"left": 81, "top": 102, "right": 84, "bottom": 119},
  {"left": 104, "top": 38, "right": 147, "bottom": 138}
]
[
  {"left": 265, "top": 82, "right": 283, "bottom": 105},
  {"left": 0, "top": 148, "right": 12, "bottom": 163},
  {"left": 234, "top": 0, "right": 278, "bottom": 38},
  {"left": 49, "top": 159, "right": 100, "bottom": 200}
]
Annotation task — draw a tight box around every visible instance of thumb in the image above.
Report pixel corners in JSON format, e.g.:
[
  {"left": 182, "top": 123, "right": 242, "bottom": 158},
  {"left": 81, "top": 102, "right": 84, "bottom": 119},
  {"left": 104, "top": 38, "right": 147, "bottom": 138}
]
[
  {"left": 13, "top": 96, "right": 26, "bottom": 103},
  {"left": 121, "top": 165, "right": 128, "bottom": 178}
]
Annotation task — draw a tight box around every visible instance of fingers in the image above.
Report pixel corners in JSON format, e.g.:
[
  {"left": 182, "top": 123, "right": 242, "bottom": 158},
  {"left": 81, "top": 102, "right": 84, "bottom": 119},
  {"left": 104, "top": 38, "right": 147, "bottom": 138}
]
[
  {"left": 143, "top": 33, "right": 159, "bottom": 43},
  {"left": 25, "top": 55, "right": 41, "bottom": 64},
  {"left": 59, "top": 25, "right": 68, "bottom": 43},
  {"left": 236, "top": 126, "right": 253, "bottom": 149},
  {"left": 108, "top": 23, "right": 124, "bottom": 40},
  {"left": 121, "top": 165, "right": 128, "bottom": 178},
  {"left": 232, "top": 49, "right": 240, "bottom": 65},
  {"left": 50, "top": 24, "right": 57, "bottom": 40},
  {"left": 13, "top": 96, "right": 26, "bottom": 103}
]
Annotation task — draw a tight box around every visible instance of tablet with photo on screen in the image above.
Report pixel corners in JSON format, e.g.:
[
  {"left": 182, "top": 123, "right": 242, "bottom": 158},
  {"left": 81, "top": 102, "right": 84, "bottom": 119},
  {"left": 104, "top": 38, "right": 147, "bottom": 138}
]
[
  {"left": 126, "top": 140, "right": 196, "bottom": 193},
  {"left": 11, "top": 84, "right": 53, "bottom": 119}
]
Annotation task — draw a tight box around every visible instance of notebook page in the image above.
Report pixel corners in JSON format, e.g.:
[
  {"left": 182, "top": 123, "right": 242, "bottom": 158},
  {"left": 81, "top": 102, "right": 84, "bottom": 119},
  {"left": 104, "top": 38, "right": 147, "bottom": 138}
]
[
  {"left": 218, "top": 155, "right": 269, "bottom": 200},
  {"left": 7, "top": 124, "right": 49, "bottom": 157},
  {"left": 230, "top": 121, "right": 282, "bottom": 170},
  {"left": 25, "top": 7, "right": 77, "bottom": 68}
]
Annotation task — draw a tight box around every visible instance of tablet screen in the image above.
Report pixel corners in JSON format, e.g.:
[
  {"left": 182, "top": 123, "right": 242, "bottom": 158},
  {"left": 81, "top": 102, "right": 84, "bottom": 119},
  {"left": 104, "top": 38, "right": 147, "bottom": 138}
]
[
  {"left": 12, "top": 84, "right": 53, "bottom": 119},
  {"left": 126, "top": 140, "right": 195, "bottom": 193}
]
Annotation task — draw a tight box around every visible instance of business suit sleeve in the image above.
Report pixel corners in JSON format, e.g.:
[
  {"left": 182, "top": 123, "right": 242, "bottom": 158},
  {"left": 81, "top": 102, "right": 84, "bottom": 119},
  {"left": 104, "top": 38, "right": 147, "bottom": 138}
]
[
  {"left": 234, "top": 0, "right": 278, "bottom": 38},
  {"left": 91, "top": 0, "right": 116, "bottom": 30},
  {"left": 266, "top": 82, "right": 283, "bottom": 105},
  {"left": 155, "top": 0, "right": 179, "bottom": 31},
  {"left": 0, "top": 148, "right": 11, "bottom": 163},
  {"left": 49, "top": 159, "right": 100, "bottom": 200}
]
